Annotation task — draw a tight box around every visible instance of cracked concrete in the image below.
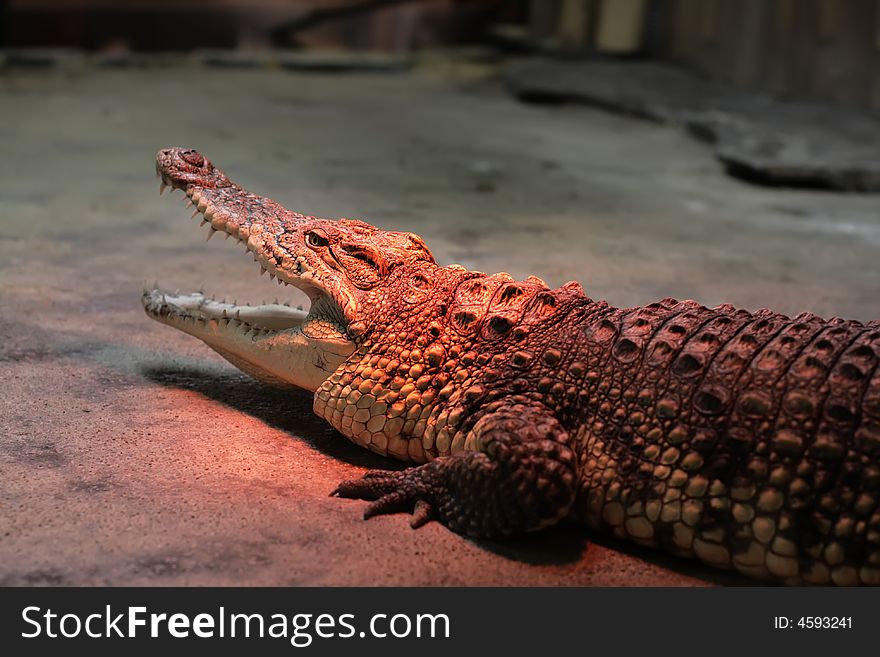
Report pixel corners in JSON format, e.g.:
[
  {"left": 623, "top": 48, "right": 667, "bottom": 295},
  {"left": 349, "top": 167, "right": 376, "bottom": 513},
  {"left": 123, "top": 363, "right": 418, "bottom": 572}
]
[{"left": 1, "top": 56, "right": 879, "bottom": 585}]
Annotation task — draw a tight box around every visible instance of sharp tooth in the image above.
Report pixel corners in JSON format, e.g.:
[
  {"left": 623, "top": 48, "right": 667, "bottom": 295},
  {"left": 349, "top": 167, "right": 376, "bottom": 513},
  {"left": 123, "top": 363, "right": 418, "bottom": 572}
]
[
  {"left": 224, "top": 233, "right": 231, "bottom": 240},
  {"left": 206, "top": 228, "right": 217, "bottom": 241},
  {"left": 159, "top": 181, "right": 168, "bottom": 195},
  {"left": 185, "top": 199, "right": 193, "bottom": 208},
  {"left": 260, "top": 268, "right": 267, "bottom": 276},
  {"left": 270, "top": 273, "right": 276, "bottom": 281},
  {"left": 200, "top": 219, "right": 207, "bottom": 227},
  {"left": 191, "top": 209, "right": 199, "bottom": 219}
]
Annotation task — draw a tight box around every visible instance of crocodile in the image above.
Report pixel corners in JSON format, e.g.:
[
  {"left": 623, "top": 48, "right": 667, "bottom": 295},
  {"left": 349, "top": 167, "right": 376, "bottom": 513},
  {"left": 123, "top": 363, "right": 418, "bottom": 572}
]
[{"left": 143, "top": 147, "right": 880, "bottom": 585}]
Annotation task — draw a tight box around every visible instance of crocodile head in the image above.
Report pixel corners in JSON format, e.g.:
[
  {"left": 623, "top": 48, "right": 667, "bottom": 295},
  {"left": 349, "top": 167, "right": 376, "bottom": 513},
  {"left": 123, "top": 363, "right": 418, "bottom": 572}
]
[{"left": 143, "top": 147, "right": 435, "bottom": 391}]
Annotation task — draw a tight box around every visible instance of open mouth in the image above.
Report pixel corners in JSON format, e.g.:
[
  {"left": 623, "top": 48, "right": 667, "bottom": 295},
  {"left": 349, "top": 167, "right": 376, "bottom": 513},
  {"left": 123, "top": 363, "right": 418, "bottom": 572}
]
[
  {"left": 141, "top": 148, "right": 356, "bottom": 390},
  {"left": 142, "top": 178, "right": 340, "bottom": 336}
]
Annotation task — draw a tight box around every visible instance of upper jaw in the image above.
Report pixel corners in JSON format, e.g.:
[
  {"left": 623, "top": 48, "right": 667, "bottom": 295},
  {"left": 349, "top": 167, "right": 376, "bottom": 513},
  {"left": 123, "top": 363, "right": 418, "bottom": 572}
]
[{"left": 185, "top": 184, "right": 359, "bottom": 329}]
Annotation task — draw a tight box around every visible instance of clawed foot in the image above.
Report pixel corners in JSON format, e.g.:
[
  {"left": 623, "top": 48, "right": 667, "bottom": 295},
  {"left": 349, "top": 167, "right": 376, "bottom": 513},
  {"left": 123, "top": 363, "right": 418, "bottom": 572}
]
[
  {"left": 331, "top": 467, "right": 439, "bottom": 529},
  {"left": 329, "top": 405, "right": 576, "bottom": 538}
]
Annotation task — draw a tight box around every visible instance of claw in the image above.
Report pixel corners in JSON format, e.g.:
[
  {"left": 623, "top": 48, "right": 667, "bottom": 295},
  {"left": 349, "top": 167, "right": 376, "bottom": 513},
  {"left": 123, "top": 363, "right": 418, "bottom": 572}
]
[
  {"left": 364, "top": 490, "right": 411, "bottom": 520},
  {"left": 331, "top": 472, "right": 393, "bottom": 500},
  {"left": 410, "top": 500, "right": 433, "bottom": 529},
  {"left": 332, "top": 466, "right": 440, "bottom": 530}
]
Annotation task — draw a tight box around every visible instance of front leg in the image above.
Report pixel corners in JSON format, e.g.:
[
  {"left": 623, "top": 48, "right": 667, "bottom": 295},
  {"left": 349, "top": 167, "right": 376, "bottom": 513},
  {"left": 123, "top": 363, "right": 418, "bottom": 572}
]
[{"left": 332, "top": 403, "right": 578, "bottom": 537}]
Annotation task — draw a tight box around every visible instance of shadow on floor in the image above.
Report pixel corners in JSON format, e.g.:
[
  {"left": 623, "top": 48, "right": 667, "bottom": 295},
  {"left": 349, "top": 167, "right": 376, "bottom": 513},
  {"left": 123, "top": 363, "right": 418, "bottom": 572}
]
[
  {"left": 471, "top": 522, "right": 754, "bottom": 585},
  {"left": 141, "top": 363, "right": 399, "bottom": 470},
  {"left": 469, "top": 523, "right": 590, "bottom": 567}
]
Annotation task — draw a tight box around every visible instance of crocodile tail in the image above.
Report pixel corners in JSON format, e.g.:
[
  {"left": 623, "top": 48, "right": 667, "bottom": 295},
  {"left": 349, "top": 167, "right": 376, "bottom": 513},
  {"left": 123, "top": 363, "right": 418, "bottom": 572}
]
[{"left": 576, "top": 299, "right": 880, "bottom": 584}]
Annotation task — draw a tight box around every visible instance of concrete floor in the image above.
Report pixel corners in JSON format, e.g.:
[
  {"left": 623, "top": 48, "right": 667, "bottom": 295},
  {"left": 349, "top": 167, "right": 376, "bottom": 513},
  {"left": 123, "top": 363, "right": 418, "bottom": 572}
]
[{"left": 1, "top": 55, "right": 879, "bottom": 586}]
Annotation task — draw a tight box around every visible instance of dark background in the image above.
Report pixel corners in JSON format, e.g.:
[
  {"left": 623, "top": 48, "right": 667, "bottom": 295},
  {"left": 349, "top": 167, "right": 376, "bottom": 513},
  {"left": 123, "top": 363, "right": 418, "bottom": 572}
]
[{"left": 4, "top": 0, "right": 880, "bottom": 112}]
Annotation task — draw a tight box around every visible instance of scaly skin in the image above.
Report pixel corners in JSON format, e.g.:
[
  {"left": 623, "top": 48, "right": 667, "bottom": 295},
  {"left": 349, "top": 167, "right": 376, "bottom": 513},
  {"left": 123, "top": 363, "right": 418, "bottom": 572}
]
[{"left": 144, "top": 148, "right": 880, "bottom": 585}]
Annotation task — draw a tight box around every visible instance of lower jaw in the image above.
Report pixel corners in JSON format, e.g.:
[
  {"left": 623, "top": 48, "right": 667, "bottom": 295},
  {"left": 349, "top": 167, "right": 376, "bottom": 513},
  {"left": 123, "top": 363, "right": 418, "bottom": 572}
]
[
  {"left": 142, "top": 289, "right": 356, "bottom": 391},
  {"left": 142, "top": 289, "right": 310, "bottom": 330}
]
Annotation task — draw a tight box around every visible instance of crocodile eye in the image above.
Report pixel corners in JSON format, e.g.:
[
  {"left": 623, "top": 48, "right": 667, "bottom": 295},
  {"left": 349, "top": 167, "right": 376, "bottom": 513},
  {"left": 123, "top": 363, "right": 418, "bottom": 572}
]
[{"left": 305, "top": 231, "right": 329, "bottom": 248}]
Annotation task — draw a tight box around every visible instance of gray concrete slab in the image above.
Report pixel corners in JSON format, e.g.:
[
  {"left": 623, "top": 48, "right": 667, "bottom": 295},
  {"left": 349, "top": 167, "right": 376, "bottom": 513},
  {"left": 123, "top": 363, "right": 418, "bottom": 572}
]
[
  {"left": 505, "top": 58, "right": 880, "bottom": 191},
  {"left": 1, "top": 58, "right": 879, "bottom": 585}
]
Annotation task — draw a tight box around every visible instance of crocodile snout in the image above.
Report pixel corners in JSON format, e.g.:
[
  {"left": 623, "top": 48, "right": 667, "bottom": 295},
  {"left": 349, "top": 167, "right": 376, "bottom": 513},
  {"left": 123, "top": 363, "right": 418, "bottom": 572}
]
[{"left": 155, "top": 147, "right": 228, "bottom": 191}]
